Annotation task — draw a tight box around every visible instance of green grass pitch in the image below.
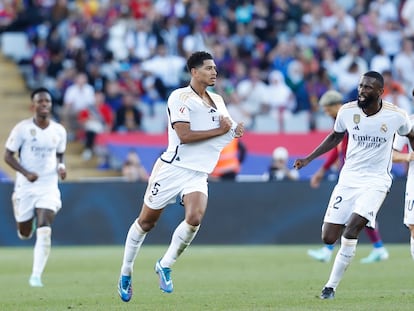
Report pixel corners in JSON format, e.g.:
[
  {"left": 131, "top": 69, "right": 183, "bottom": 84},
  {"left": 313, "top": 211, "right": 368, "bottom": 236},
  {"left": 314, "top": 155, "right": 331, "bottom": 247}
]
[{"left": 0, "top": 244, "right": 413, "bottom": 310}]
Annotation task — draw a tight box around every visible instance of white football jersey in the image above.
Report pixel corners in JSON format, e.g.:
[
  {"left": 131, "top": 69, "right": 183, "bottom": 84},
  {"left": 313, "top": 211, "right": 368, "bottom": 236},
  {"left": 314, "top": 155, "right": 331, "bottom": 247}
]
[
  {"left": 393, "top": 114, "right": 414, "bottom": 194},
  {"left": 160, "top": 86, "right": 236, "bottom": 173},
  {"left": 334, "top": 100, "right": 412, "bottom": 190},
  {"left": 5, "top": 118, "right": 67, "bottom": 191}
]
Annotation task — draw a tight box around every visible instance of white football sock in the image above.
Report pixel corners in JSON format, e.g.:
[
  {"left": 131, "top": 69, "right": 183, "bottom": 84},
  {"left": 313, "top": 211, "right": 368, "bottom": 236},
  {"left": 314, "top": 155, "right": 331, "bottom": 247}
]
[
  {"left": 120, "top": 221, "right": 147, "bottom": 276},
  {"left": 325, "top": 236, "right": 358, "bottom": 289},
  {"left": 32, "top": 226, "right": 52, "bottom": 278},
  {"left": 160, "top": 221, "right": 200, "bottom": 268}
]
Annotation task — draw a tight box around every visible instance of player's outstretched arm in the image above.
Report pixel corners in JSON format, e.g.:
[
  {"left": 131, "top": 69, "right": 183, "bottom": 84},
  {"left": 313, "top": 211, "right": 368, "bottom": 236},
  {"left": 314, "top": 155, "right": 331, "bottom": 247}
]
[{"left": 294, "top": 131, "right": 344, "bottom": 170}]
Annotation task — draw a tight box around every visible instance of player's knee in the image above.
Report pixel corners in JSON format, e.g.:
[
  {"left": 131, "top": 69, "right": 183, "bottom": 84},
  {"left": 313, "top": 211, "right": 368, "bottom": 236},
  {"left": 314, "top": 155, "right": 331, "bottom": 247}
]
[
  {"left": 185, "top": 214, "right": 202, "bottom": 227},
  {"left": 17, "top": 229, "right": 33, "bottom": 240},
  {"left": 137, "top": 219, "right": 156, "bottom": 232},
  {"left": 321, "top": 232, "right": 337, "bottom": 245},
  {"left": 185, "top": 208, "right": 205, "bottom": 226},
  {"left": 343, "top": 226, "right": 361, "bottom": 240}
]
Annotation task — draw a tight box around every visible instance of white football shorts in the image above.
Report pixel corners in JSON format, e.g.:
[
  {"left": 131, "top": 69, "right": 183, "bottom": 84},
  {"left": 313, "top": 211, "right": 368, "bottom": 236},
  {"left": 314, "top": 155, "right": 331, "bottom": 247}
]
[
  {"left": 404, "top": 178, "right": 414, "bottom": 226},
  {"left": 323, "top": 184, "right": 387, "bottom": 228},
  {"left": 12, "top": 188, "right": 62, "bottom": 222},
  {"left": 143, "top": 159, "right": 208, "bottom": 210}
]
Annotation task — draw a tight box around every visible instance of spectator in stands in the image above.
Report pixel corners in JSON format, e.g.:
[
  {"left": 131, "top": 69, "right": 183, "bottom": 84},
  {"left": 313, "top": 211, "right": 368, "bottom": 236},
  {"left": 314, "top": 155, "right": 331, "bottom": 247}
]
[
  {"left": 0, "top": 1, "right": 16, "bottom": 30},
  {"left": 337, "top": 61, "right": 361, "bottom": 101},
  {"left": 369, "top": 45, "right": 392, "bottom": 75},
  {"left": 181, "top": 20, "right": 209, "bottom": 58},
  {"left": 382, "top": 69, "right": 404, "bottom": 97},
  {"left": 210, "top": 138, "right": 246, "bottom": 181},
  {"left": 383, "top": 85, "right": 412, "bottom": 114},
  {"left": 48, "top": 0, "right": 70, "bottom": 29},
  {"left": 264, "top": 146, "right": 299, "bottom": 181},
  {"left": 269, "top": 41, "right": 295, "bottom": 77},
  {"left": 235, "top": 66, "right": 268, "bottom": 127},
  {"left": 61, "top": 72, "right": 95, "bottom": 140},
  {"left": 401, "top": 0, "right": 414, "bottom": 37},
  {"left": 87, "top": 62, "right": 107, "bottom": 93},
  {"left": 104, "top": 80, "right": 123, "bottom": 112},
  {"left": 140, "top": 44, "right": 186, "bottom": 100},
  {"left": 285, "top": 59, "right": 312, "bottom": 120},
  {"left": 125, "top": 18, "right": 157, "bottom": 62},
  {"left": 112, "top": 93, "right": 142, "bottom": 133},
  {"left": 121, "top": 149, "right": 149, "bottom": 182},
  {"left": 30, "top": 38, "right": 50, "bottom": 89},
  {"left": 265, "top": 70, "right": 296, "bottom": 130},
  {"left": 393, "top": 37, "right": 414, "bottom": 97},
  {"left": 78, "top": 91, "right": 114, "bottom": 161},
  {"left": 117, "top": 63, "right": 144, "bottom": 99},
  {"left": 305, "top": 67, "right": 333, "bottom": 117},
  {"left": 377, "top": 18, "right": 402, "bottom": 61},
  {"left": 84, "top": 22, "right": 108, "bottom": 64},
  {"left": 140, "top": 67, "right": 166, "bottom": 115}
]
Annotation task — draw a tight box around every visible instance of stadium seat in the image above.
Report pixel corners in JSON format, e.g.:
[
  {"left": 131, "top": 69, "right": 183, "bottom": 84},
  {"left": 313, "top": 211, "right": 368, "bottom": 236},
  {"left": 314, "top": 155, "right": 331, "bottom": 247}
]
[{"left": 1, "top": 32, "right": 33, "bottom": 62}]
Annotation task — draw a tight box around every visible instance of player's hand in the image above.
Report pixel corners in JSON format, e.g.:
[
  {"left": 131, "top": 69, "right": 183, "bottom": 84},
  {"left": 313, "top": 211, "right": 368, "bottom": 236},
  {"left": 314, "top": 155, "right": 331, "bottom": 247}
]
[
  {"left": 406, "top": 152, "right": 414, "bottom": 162},
  {"left": 58, "top": 167, "right": 67, "bottom": 180},
  {"left": 310, "top": 170, "right": 324, "bottom": 189},
  {"left": 234, "top": 122, "right": 244, "bottom": 138},
  {"left": 219, "top": 116, "right": 232, "bottom": 133},
  {"left": 293, "top": 158, "right": 309, "bottom": 170},
  {"left": 25, "top": 172, "right": 38, "bottom": 182}
]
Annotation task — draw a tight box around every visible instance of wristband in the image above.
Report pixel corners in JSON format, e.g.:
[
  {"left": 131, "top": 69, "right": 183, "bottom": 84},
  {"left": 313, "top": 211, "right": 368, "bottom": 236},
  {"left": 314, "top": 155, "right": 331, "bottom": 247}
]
[{"left": 57, "top": 163, "right": 66, "bottom": 170}]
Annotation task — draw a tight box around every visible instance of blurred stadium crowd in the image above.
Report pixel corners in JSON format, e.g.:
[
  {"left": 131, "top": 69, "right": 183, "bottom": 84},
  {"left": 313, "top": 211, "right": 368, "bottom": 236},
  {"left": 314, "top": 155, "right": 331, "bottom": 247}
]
[{"left": 1, "top": 0, "right": 414, "bottom": 141}]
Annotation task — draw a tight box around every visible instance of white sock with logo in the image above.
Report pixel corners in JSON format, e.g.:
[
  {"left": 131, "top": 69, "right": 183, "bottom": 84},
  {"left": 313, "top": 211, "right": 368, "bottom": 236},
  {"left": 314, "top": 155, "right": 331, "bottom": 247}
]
[
  {"left": 121, "top": 221, "right": 147, "bottom": 276},
  {"left": 32, "top": 226, "right": 52, "bottom": 278},
  {"left": 160, "top": 221, "right": 200, "bottom": 268},
  {"left": 325, "top": 236, "right": 358, "bottom": 289}
]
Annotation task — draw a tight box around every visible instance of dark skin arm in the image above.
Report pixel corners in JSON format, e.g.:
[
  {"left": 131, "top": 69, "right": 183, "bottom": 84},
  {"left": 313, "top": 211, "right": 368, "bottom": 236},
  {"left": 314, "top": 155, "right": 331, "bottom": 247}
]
[
  {"left": 4, "top": 149, "right": 38, "bottom": 182},
  {"left": 294, "top": 131, "right": 345, "bottom": 169},
  {"left": 4, "top": 149, "right": 67, "bottom": 181},
  {"left": 406, "top": 129, "right": 414, "bottom": 152},
  {"left": 173, "top": 115, "right": 240, "bottom": 144}
]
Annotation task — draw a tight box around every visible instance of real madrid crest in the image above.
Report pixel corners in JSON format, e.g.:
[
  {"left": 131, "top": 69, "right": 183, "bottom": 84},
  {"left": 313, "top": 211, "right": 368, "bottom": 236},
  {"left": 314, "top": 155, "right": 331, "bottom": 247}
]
[
  {"left": 353, "top": 114, "right": 360, "bottom": 124},
  {"left": 30, "top": 128, "right": 36, "bottom": 137},
  {"left": 380, "top": 124, "right": 387, "bottom": 133}
]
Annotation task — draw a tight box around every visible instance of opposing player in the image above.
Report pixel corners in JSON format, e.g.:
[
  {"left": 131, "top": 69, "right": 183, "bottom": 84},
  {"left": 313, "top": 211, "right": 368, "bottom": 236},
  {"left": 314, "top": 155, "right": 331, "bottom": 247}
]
[
  {"left": 117, "top": 51, "right": 244, "bottom": 302},
  {"left": 4, "top": 87, "right": 67, "bottom": 287},
  {"left": 307, "top": 90, "right": 389, "bottom": 264},
  {"left": 294, "top": 71, "right": 414, "bottom": 299}
]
